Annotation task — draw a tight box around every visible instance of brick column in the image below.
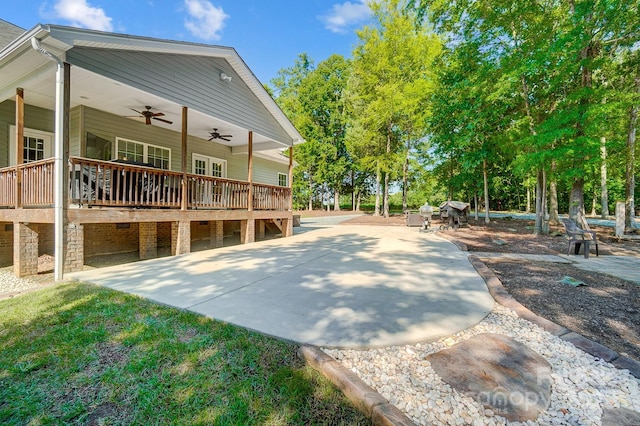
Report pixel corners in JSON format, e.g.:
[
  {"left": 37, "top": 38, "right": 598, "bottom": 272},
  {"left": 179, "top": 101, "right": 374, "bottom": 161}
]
[
  {"left": 283, "top": 218, "right": 293, "bottom": 237},
  {"left": 172, "top": 221, "right": 191, "bottom": 255},
  {"left": 240, "top": 219, "right": 255, "bottom": 244},
  {"left": 0, "top": 223, "right": 13, "bottom": 267},
  {"left": 139, "top": 222, "right": 157, "bottom": 260},
  {"left": 14, "top": 222, "right": 38, "bottom": 277},
  {"left": 210, "top": 220, "right": 224, "bottom": 248},
  {"left": 257, "top": 220, "right": 265, "bottom": 240},
  {"left": 64, "top": 223, "right": 84, "bottom": 272}
]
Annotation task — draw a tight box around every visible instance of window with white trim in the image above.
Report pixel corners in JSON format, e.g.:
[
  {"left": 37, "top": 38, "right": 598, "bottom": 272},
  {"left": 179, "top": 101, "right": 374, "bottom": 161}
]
[
  {"left": 278, "top": 172, "right": 288, "bottom": 187},
  {"left": 115, "top": 137, "right": 171, "bottom": 169},
  {"left": 192, "top": 153, "right": 226, "bottom": 178},
  {"left": 9, "top": 126, "right": 53, "bottom": 165}
]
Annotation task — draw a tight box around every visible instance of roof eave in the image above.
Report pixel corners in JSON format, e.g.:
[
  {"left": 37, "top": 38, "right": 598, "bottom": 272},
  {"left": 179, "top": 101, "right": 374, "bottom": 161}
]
[{"left": 2, "top": 24, "right": 304, "bottom": 145}]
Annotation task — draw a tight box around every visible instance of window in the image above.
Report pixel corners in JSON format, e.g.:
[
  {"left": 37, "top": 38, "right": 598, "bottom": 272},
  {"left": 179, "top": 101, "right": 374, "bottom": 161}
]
[
  {"left": 278, "top": 172, "right": 288, "bottom": 187},
  {"left": 9, "top": 126, "right": 53, "bottom": 165},
  {"left": 192, "top": 154, "right": 226, "bottom": 178},
  {"left": 86, "top": 133, "right": 112, "bottom": 161},
  {"left": 23, "top": 135, "right": 45, "bottom": 162},
  {"left": 115, "top": 137, "right": 171, "bottom": 169}
]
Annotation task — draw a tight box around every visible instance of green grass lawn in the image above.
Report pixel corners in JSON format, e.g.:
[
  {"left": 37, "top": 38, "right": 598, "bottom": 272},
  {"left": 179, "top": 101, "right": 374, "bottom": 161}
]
[{"left": 0, "top": 283, "right": 370, "bottom": 425}]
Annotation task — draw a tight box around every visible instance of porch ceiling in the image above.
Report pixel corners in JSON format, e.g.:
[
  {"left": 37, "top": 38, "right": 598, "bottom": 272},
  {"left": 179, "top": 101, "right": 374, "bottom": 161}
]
[{"left": 19, "top": 64, "right": 279, "bottom": 150}]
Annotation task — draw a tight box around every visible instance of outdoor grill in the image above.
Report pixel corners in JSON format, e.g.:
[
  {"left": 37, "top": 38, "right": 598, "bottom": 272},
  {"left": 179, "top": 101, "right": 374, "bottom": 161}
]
[
  {"left": 406, "top": 202, "right": 434, "bottom": 230},
  {"left": 438, "top": 201, "right": 470, "bottom": 228}
]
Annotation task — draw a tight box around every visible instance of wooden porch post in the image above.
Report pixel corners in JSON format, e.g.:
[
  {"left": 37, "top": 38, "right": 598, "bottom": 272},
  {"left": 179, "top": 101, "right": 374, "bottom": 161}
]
[
  {"left": 15, "top": 88, "right": 24, "bottom": 208},
  {"left": 181, "top": 106, "right": 188, "bottom": 211},
  {"left": 247, "top": 131, "right": 253, "bottom": 211},
  {"left": 288, "top": 146, "right": 293, "bottom": 211}
]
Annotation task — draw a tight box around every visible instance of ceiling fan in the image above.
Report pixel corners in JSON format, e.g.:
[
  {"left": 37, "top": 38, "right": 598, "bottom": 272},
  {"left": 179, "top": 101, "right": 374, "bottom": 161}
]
[
  {"left": 129, "top": 106, "right": 173, "bottom": 125},
  {"left": 208, "top": 128, "right": 233, "bottom": 142}
]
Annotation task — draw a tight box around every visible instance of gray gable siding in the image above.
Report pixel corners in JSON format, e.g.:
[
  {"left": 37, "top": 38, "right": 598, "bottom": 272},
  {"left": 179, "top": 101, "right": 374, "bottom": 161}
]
[
  {"left": 66, "top": 47, "right": 292, "bottom": 144},
  {"left": 0, "top": 20, "right": 25, "bottom": 50}
]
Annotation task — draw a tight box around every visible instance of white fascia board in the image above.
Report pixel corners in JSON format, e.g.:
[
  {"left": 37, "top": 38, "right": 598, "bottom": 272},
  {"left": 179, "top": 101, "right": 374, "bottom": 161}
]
[{"left": 0, "top": 25, "right": 51, "bottom": 63}]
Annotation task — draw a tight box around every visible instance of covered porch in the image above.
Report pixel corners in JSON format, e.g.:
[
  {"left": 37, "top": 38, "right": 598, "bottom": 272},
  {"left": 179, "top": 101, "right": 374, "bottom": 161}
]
[{"left": 0, "top": 24, "right": 303, "bottom": 279}]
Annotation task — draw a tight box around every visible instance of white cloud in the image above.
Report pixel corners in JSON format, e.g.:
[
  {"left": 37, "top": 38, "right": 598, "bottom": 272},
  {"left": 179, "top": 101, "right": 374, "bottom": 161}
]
[
  {"left": 320, "top": 0, "right": 372, "bottom": 33},
  {"left": 53, "top": 0, "right": 113, "bottom": 32},
  {"left": 183, "top": 0, "right": 228, "bottom": 41}
]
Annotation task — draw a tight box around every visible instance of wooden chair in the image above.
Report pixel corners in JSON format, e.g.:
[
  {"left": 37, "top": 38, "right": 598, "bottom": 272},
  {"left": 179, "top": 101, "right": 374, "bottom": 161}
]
[{"left": 561, "top": 218, "right": 599, "bottom": 258}]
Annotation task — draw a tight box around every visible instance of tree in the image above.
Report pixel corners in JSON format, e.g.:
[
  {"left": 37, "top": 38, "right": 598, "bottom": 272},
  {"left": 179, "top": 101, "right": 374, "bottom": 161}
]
[
  {"left": 412, "top": 0, "right": 640, "bottom": 232},
  {"left": 298, "top": 55, "right": 351, "bottom": 211},
  {"left": 270, "top": 54, "right": 316, "bottom": 209},
  {"left": 271, "top": 54, "right": 353, "bottom": 211},
  {"left": 346, "top": 0, "right": 441, "bottom": 217}
]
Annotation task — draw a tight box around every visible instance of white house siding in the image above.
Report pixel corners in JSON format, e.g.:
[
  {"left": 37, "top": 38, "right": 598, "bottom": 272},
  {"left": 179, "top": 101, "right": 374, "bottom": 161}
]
[{"left": 65, "top": 47, "right": 294, "bottom": 146}]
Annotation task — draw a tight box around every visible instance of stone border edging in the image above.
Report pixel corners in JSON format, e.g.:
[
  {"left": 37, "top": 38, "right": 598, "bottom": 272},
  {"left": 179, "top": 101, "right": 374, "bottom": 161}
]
[
  {"left": 468, "top": 254, "right": 640, "bottom": 379},
  {"left": 298, "top": 345, "right": 417, "bottom": 426}
]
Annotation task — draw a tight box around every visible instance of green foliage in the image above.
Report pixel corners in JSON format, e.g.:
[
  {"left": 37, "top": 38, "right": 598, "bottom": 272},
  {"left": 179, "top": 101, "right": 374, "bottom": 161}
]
[
  {"left": 410, "top": 0, "right": 640, "bottom": 216},
  {"left": 276, "top": 0, "right": 639, "bottom": 214},
  {"left": 346, "top": 0, "right": 443, "bottom": 215},
  {"left": 270, "top": 53, "right": 353, "bottom": 209}
]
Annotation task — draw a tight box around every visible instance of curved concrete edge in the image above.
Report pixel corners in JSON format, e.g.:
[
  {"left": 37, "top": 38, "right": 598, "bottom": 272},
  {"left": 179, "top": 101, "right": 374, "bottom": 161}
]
[
  {"left": 468, "top": 255, "right": 640, "bottom": 379},
  {"left": 298, "top": 345, "right": 417, "bottom": 426}
]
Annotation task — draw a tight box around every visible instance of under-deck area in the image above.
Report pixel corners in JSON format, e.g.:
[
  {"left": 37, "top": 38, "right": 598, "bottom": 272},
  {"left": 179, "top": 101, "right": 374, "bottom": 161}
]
[{"left": 0, "top": 158, "right": 293, "bottom": 277}]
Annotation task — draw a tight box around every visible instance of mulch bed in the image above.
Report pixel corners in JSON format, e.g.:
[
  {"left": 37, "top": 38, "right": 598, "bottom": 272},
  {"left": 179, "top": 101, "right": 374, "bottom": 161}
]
[{"left": 437, "top": 216, "right": 640, "bottom": 362}]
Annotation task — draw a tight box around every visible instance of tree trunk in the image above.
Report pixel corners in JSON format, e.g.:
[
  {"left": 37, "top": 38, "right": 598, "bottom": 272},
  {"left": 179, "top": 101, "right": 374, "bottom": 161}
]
[
  {"left": 351, "top": 170, "right": 355, "bottom": 211},
  {"left": 534, "top": 168, "right": 547, "bottom": 235},
  {"left": 383, "top": 129, "right": 392, "bottom": 219},
  {"left": 383, "top": 171, "right": 390, "bottom": 218},
  {"left": 601, "top": 137, "right": 609, "bottom": 218},
  {"left": 549, "top": 160, "right": 560, "bottom": 225},
  {"left": 542, "top": 169, "right": 549, "bottom": 234},
  {"left": 474, "top": 192, "right": 479, "bottom": 220},
  {"left": 402, "top": 146, "right": 409, "bottom": 213},
  {"left": 308, "top": 173, "right": 313, "bottom": 210},
  {"left": 334, "top": 189, "right": 340, "bottom": 211},
  {"left": 326, "top": 189, "right": 330, "bottom": 211},
  {"left": 526, "top": 183, "right": 531, "bottom": 213},
  {"left": 483, "top": 158, "right": 490, "bottom": 223},
  {"left": 569, "top": 178, "right": 585, "bottom": 220},
  {"left": 356, "top": 191, "right": 361, "bottom": 211},
  {"left": 625, "top": 78, "right": 638, "bottom": 229},
  {"left": 374, "top": 166, "right": 381, "bottom": 216}
]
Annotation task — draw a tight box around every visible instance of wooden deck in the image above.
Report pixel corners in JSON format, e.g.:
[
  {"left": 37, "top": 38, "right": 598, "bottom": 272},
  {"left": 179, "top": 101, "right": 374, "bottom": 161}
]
[{"left": 0, "top": 157, "right": 291, "bottom": 213}]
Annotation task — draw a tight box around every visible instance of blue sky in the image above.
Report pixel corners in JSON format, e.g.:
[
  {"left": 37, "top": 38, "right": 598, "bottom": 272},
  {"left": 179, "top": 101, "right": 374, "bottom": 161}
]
[{"left": 2, "top": 0, "right": 374, "bottom": 84}]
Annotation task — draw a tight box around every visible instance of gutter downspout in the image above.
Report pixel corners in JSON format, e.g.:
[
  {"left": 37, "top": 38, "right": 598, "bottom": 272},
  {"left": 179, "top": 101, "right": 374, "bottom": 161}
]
[{"left": 31, "top": 37, "right": 65, "bottom": 281}]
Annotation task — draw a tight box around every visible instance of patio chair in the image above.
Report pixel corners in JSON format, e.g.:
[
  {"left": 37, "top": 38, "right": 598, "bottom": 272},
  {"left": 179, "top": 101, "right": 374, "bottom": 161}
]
[{"left": 562, "top": 218, "right": 599, "bottom": 258}]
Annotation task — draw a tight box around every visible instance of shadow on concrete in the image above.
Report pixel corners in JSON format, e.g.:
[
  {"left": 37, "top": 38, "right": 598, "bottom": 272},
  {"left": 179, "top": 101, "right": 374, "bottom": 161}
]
[{"left": 68, "top": 226, "right": 494, "bottom": 348}]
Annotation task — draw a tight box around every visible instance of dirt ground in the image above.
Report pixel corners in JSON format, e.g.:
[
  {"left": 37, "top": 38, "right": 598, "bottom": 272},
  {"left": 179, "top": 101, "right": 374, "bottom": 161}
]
[{"left": 330, "top": 211, "right": 640, "bottom": 362}]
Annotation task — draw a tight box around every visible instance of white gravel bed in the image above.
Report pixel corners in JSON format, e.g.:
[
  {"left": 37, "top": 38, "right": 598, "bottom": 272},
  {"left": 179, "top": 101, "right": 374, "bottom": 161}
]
[
  {"left": 323, "top": 305, "right": 640, "bottom": 426},
  {"left": 0, "top": 269, "right": 42, "bottom": 295}
]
